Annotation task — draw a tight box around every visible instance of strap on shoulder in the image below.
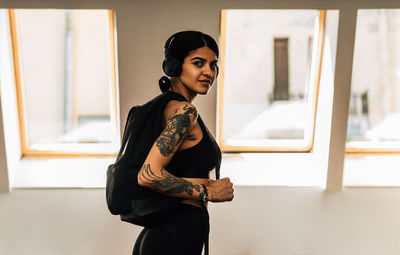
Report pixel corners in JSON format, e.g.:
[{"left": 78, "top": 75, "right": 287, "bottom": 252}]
[
  {"left": 155, "top": 91, "right": 190, "bottom": 118},
  {"left": 117, "top": 106, "right": 138, "bottom": 160},
  {"left": 163, "top": 91, "right": 189, "bottom": 103}
]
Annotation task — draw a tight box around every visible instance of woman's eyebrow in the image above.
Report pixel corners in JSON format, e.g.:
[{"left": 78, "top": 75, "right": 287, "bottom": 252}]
[
  {"left": 190, "top": 57, "right": 206, "bottom": 61},
  {"left": 190, "top": 57, "right": 218, "bottom": 63}
]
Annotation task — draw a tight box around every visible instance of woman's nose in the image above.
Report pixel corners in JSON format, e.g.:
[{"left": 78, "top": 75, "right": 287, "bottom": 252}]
[{"left": 202, "top": 66, "right": 213, "bottom": 78}]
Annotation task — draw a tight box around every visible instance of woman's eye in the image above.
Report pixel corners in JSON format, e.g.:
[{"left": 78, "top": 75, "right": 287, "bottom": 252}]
[
  {"left": 193, "top": 61, "right": 203, "bottom": 67},
  {"left": 211, "top": 63, "right": 218, "bottom": 71}
]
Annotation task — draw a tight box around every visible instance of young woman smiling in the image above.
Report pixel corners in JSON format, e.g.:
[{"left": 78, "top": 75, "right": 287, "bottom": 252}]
[{"left": 132, "top": 31, "right": 234, "bottom": 255}]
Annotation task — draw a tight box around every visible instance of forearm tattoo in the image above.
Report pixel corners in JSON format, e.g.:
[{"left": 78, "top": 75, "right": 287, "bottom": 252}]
[
  {"left": 156, "top": 104, "right": 197, "bottom": 157},
  {"left": 139, "top": 163, "right": 202, "bottom": 198}
]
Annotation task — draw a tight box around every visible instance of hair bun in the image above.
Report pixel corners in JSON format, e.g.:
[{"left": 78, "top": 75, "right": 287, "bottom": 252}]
[{"left": 158, "top": 76, "right": 172, "bottom": 92}]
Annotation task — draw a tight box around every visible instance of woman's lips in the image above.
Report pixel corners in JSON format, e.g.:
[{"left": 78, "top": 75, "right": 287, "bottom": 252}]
[{"left": 198, "top": 80, "right": 211, "bottom": 85}]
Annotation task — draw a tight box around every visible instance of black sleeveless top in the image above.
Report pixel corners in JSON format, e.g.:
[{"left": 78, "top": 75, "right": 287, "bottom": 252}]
[{"left": 165, "top": 114, "right": 221, "bottom": 179}]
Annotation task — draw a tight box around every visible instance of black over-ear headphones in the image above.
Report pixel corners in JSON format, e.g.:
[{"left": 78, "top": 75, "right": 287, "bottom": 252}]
[
  {"left": 162, "top": 33, "right": 220, "bottom": 78},
  {"left": 162, "top": 35, "right": 182, "bottom": 77}
]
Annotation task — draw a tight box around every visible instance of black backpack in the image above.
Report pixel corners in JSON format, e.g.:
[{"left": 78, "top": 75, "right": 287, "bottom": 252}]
[{"left": 106, "top": 91, "right": 190, "bottom": 226}]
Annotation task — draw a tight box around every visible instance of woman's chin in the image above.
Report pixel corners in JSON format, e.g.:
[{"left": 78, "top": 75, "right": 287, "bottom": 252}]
[
  {"left": 196, "top": 86, "right": 211, "bottom": 95},
  {"left": 197, "top": 89, "right": 210, "bottom": 95}
]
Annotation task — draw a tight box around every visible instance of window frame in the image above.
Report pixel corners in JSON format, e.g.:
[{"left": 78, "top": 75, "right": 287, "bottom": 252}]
[
  {"left": 8, "top": 9, "right": 119, "bottom": 158},
  {"left": 217, "top": 9, "right": 327, "bottom": 152}
]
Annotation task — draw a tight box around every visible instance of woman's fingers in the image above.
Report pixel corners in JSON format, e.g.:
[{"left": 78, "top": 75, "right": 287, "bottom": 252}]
[{"left": 207, "top": 177, "right": 234, "bottom": 202}]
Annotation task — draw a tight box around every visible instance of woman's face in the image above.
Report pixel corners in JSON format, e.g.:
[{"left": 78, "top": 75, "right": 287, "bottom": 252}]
[{"left": 177, "top": 46, "right": 218, "bottom": 95}]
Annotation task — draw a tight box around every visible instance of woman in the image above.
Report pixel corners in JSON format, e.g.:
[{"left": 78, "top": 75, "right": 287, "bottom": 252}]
[{"left": 133, "top": 31, "right": 234, "bottom": 255}]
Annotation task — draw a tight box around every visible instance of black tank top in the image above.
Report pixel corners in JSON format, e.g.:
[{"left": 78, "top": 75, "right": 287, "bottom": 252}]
[{"left": 166, "top": 115, "right": 221, "bottom": 179}]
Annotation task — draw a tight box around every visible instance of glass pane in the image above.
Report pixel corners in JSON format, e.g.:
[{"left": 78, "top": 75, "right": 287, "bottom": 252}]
[
  {"left": 221, "top": 10, "right": 320, "bottom": 148},
  {"left": 15, "top": 9, "right": 115, "bottom": 149},
  {"left": 348, "top": 9, "right": 400, "bottom": 147}
]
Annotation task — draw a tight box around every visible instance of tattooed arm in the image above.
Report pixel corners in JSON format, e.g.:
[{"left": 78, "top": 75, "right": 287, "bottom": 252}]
[
  {"left": 137, "top": 101, "right": 206, "bottom": 201},
  {"left": 138, "top": 163, "right": 203, "bottom": 199},
  {"left": 138, "top": 101, "right": 234, "bottom": 203}
]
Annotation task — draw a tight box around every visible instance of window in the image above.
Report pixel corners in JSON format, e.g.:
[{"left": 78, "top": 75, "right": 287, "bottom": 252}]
[
  {"left": 347, "top": 9, "right": 400, "bottom": 154},
  {"left": 8, "top": 9, "right": 118, "bottom": 157},
  {"left": 218, "top": 10, "right": 326, "bottom": 152}
]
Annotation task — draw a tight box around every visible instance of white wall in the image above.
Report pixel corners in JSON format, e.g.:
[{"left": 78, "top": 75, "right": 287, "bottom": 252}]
[
  {"left": 0, "top": 92, "right": 9, "bottom": 193},
  {"left": 1, "top": 0, "right": 400, "bottom": 254},
  {"left": 0, "top": 9, "right": 21, "bottom": 192},
  {"left": 1, "top": 187, "right": 400, "bottom": 255},
  {"left": 0, "top": 11, "right": 10, "bottom": 191}
]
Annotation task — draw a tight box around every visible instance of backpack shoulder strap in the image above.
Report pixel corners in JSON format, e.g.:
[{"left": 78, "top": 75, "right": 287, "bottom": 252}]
[
  {"left": 121, "top": 91, "right": 188, "bottom": 161},
  {"left": 148, "top": 91, "right": 189, "bottom": 120},
  {"left": 161, "top": 91, "right": 189, "bottom": 104},
  {"left": 117, "top": 106, "right": 140, "bottom": 160}
]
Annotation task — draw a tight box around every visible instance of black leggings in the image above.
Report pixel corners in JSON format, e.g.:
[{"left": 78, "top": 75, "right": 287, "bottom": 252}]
[{"left": 132, "top": 203, "right": 209, "bottom": 255}]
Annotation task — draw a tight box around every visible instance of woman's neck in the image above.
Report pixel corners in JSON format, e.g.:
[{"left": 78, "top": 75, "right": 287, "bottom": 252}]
[{"left": 171, "top": 78, "right": 196, "bottom": 103}]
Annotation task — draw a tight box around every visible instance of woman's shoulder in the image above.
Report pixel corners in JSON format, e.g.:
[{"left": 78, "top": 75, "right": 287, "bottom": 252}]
[{"left": 163, "top": 100, "right": 198, "bottom": 124}]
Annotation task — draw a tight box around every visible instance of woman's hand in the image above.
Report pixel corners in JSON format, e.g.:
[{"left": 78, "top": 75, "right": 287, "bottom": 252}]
[{"left": 206, "top": 177, "right": 234, "bottom": 202}]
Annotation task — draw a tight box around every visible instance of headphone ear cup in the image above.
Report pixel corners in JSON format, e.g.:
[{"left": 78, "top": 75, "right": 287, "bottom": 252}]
[{"left": 162, "top": 57, "right": 182, "bottom": 77}]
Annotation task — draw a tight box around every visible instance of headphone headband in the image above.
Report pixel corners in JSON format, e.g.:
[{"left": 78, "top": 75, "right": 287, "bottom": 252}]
[
  {"left": 164, "top": 35, "right": 175, "bottom": 50},
  {"left": 162, "top": 34, "right": 181, "bottom": 77}
]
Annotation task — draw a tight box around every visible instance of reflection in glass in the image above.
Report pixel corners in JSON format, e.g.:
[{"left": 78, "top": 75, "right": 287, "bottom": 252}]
[
  {"left": 348, "top": 10, "right": 400, "bottom": 146},
  {"left": 221, "top": 10, "right": 320, "bottom": 148},
  {"left": 15, "top": 9, "right": 115, "bottom": 150}
]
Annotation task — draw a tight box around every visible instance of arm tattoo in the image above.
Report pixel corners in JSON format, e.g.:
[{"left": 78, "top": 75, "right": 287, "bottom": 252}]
[
  {"left": 139, "top": 163, "right": 201, "bottom": 197},
  {"left": 156, "top": 104, "right": 197, "bottom": 157}
]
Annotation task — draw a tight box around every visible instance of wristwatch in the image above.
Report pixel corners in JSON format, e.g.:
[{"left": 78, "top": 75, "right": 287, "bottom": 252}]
[{"left": 200, "top": 184, "right": 208, "bottom": 203}]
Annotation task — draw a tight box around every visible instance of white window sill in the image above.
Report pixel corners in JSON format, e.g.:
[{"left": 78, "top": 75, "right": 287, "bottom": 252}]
[
  {"left": 12, "top": 153, "right": 324, "bottom": 189},
  {"left": 10, "top": 154, "right": 400, "bottom": 189},
  {"left": 221, "top": 153, "right": 400, "bottom": 188},
  {"left": 220, "top": 152, "right": 325, "bottom": 187},
  {"left": 12, "top": 157, "right": 115, "bottom": 188},
  {"left": 343, "top": 155, "right": 400, "bottom": 187}
]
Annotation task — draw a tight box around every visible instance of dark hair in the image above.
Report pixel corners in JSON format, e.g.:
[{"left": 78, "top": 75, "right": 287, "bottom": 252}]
[{"left": 159, "top": 31, "right": 219, "bottom": 92}]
